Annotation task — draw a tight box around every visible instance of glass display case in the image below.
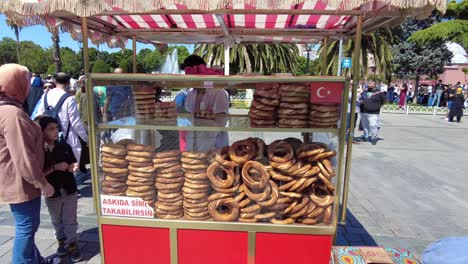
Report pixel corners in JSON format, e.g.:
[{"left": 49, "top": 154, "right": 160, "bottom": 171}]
[{"left": 89, "top": 74, "right": 348, "bottom": 233}]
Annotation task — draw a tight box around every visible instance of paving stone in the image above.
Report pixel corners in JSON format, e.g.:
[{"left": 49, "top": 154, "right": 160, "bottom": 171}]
[{"left": 0, "top": 235, "right": 12, "bottom": 246}]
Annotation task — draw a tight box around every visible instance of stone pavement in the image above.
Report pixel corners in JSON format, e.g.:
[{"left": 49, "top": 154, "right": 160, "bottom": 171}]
[{"left": 1, "top": 113, "right": 467, "bottom": 263}]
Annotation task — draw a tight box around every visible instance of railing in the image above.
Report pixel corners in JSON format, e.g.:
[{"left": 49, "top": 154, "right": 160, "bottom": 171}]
[{"left": 381, "top": 105, "right": 468, "bottom": 115}]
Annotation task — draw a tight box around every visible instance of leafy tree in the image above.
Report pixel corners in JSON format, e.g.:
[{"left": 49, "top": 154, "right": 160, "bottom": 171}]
[
  {"left": 142, "top": 50, "right": 163, "bottom": 73},
  {"left": 409, "top": 0, "right": 468, "bottom": 49},
  {"left": 0, "top": 37, "right": 19, "bottom": 64},
  {"left": 6, "top": 19, "right": 22, "bottom": 62},
  {"left": 195, "top": 44, "right": 299, "bottom": 74},
  {"left": 118, "top": 59, "right": 132, "bottom": 73},
  {"left": 393, "top": 18, "right": 453, "bottom": 102},
  {"left": 20, "top": 41, "right": 52, "bottom": 74},
  {"left": 92, "top": 59, "right": 110, "bottom": 73},
  {"left": 60, "top": 47, "right": 81, "bottom": 77},
  {"left": 293, "top": 56, "right": 319, "bottom": 76}
]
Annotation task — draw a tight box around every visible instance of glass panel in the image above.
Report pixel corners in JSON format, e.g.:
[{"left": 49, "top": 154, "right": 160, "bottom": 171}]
[{"left": 93, "top": 77, "right": 344, "bottom": 226}]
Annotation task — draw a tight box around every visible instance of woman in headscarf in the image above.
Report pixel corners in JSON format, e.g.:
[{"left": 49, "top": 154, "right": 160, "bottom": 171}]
[
  {"left": 448, "top": 87, "right": 465, "bottom": 123},
  {"left": 0, "top": 64, "right": 55, "bottom": 264},
  {"left": 24, "top": 75, "right": 44, "bottom": 116}
]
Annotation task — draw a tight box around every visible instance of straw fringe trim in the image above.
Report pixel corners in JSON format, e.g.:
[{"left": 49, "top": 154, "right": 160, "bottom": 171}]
[{"left": 0, "top": 0, "right": 447, "bottom": 17}]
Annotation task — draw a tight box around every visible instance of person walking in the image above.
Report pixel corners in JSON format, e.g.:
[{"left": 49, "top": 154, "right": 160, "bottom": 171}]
[
  {"left": 35, "top": 116, "right": 83, "bottom": 262},
  {"left": 448, "top": 88, "right": 465, "bottom": 123},
  {"left": 37, "top": 72, "right": 88, "bottom": 166},
  {"left": 0, "top": 63, "right": 56, "bottom": 264},
  {"left": 24, "top": 75, "right": 44, "bottom": 116},
  {"left": 433, "top": 80, "right": 444, "bottom": 107},
  {"left": 359, "top": 81, "right": 387, "bottom": 145},
  {"left": 398, "top": 83, "right": 407, "bottom": 108}
]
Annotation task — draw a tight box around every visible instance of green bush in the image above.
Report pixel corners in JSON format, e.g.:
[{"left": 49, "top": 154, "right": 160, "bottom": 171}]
[{"left": 92, "top": 59, "right": 110, "bottom": 73}]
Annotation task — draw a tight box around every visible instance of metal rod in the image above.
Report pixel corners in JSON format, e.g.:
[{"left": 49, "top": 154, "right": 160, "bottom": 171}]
[
  {"left": 132, "top": 36, "right": 137, "bottom": 73},
  {"left": 337, "top": 38, "right": 344, "bottom": 76},
  {"left": 248, "top": 232, "right": 256, "bottom": 264},
  {"left": 170, "top": 229, "right": 179, "bottom": 264},
  {"left": 341, "top": 15, "right": 363, "bottom": 223},
  {"left": 224, "top": 45, "right": 230, "bottom": 76},
  {"left": 81, "top": 16, "right": 106, "bottom": 264},
  {"left": 321, "top": 37, "right": 329, "bottom": 75}
]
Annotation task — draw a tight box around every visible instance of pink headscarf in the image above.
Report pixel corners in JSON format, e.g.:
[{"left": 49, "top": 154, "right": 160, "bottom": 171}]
[
  {"left": 184, "top": 64, "right": 223, "bottom": 76},
  {"left": 0, "top": 64, "right": 30, "bottom": 103}
]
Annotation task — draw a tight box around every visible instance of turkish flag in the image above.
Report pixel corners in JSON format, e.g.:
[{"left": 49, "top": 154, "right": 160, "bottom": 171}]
[{"left": 310, "top": 82, "right": 344, "bottom": 103}]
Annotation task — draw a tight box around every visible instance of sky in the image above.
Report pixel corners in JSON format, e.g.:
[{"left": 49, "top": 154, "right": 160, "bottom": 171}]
[{"left": 0, "top": 14, "right": 194, "bottom": 53}]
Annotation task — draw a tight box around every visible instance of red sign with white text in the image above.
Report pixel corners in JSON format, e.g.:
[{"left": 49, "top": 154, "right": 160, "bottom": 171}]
[{"left": 310, "top": 82, "right": 344, "bottom": 103}]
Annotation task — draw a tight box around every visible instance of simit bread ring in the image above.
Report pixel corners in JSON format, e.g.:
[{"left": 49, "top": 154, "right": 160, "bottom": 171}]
[
  {"left": 153, "top": 156, "right": 180, "bottom": 164},
  {"left": 255, "top": 90, "right": 279, "bottom": 99},
  {"left": 229, "top": 140, "right": 257, "bottom": 164},
  {"left": 244, "top": 182, "right": 271, "bottom": 202},
  {"left": 208, "top": 198, "right": 239, "bottom": 222},
  {"left": 296, "top": 144, "right": 324, "bottom": 159},
  {"left": 308, "top": 151, "right": 337, "bottom": 162},
  {"left": 158, "top": 165, "right": 182, "bottom": 174},
  {"left": 207, "top": 162, "right": 236, "bottom": 189},
  {"left": 249, "top": 108, "right": 276, "bottom": 118},
  {"left": 128, "top": 165, "right": 155, "bottom": 174},
  {"left": 270, "top": 159, "right": 296, "bottom": 171},
  {"left": 251, "top": 100, "right": 277, "bottom": 111},
  {"left": 182, "top": 163, "right": 207, "bottom": 170},
  {"left": 271, "top": 218, "right": 295, "bottom": 225},
  {"left": 280, "top": 96, "right": 309, "bottom": 103},
  {"left": 279, "top": 102, "right": 308, "bottom": 110},
  {"left": 309, "top": 194, "right": 334, "bottom": 207},
  {"left": 317, "top": 172, "right": 335, "bottom": 192},
  {"left": 155, "top": 150, "right": 180, "bottom": 159},
  {"left": 127, "top": 144, "right": 155, "bottom": 152},
  {"left": 182, "top": 151, "right": 207, "bottom": 160},
  {"left": 278, "top": 118, "right": 308, "bottom": 126},
  {"left": 101, "top": 156, "right": 129, "bottom": 166},
  {"left": 269, "top": 170, "right": 294, "bottom": 182},
  {"left": 215, "top": 146, "right": 238, "bottom": 168},
  {"left": 323, "top": 206, "right": 332, "bottom": 225},
  {"left": 267, "top": 140, "right": 294, "bottom": 163},
  {"left": 129, "top": 161, "right": 154, "bottom": 168},
  {"left": 242, "top": 161, "right": 270, "bottom": 189},
  {"left": 208, "top": 193, "right": 232, "bottom": 202},
  {"left": 154, "top": 161, "right": 180, "bottom": 170},
  {"left": 255, "top": 97, "right": 280, "bottom": 107},
  {"left": 102, "top": 162, "right": 127, "bottom": 169},
  {"left": 129, "top": 171, "right": 154, "bottom": 178},
  {"left": 278, "top": 108, "right": 309, "bottom": 115},
  {"left": 102, "top": 144, "right": 127, "bottom": 156},
  {"left": 125, "top": 155, "right": 153, "bottom": 163},
  {"left": 127, "top": 151, "right": 154, "bottom": 159},
  {"left": 250, "top": 118, "right": 276, "bottom": 126},
  {"left": 310, "top": 105, "right": 339, "bottom": 112},
  {"left": 257, "top": 181, "right": 279, "bottom": 207},
  {"left": 181, "top": 157, "right": 206, "bottom": 165},
  {"left": 254, "top": 211, "right": 276, "bottom": 220},
  {"left": 279, "top": 84, "right": 309, "bottom": 93},
  {"left": 102, "top": 167, "right": 128, "bottom": 175}
]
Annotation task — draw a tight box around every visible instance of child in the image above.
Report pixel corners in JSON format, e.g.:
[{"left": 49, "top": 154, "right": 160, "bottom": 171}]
[{"left": 35, "top": 115, "right": 82, "bottom": 262}]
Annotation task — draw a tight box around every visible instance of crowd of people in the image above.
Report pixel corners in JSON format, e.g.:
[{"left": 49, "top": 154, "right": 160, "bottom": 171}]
[
  {"left": 348, "top": 79, "right": 466, "bottom": 146},
  {"left": 0, "top": 56, "right": 229, "bottom": 263}
]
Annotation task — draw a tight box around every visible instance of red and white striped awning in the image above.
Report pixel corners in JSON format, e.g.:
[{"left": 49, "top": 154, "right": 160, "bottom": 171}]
[{"left": 1, "top": 0, "right": 445, "bottom": 47}]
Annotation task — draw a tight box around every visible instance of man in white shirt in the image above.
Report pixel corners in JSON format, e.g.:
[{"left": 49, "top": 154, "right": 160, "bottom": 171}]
[{"left": 37, "top": 73, "right": 88, "bottom": 167}]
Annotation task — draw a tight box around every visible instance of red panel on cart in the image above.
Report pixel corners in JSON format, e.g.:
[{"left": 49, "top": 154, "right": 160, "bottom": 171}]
[
  {"left": 102, "top": 225, "right": 170, "bottom": 264},
  {"left": 256, "top": 233, "right": 333, "bottom": 264},
  {"left": 178, "top": 229, "right": 248, "bottom": 264}
]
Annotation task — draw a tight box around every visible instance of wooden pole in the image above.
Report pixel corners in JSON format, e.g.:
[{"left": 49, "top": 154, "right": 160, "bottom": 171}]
[
  {"left": 341, "top": 15, "right": 363, "bottom": 223},
  {"left": 81, "top": 16, "right": 106, "bottom": 264},
  {"left": 321, "top": 37, "right": 329, "bottom": 75},
  {"left": 132, "top": 35, "right": 137, "bottom": 73}
]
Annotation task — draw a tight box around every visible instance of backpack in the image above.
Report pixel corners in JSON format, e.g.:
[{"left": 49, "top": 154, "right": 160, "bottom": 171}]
[{"left": 43, "top": 90, "right": 71, "bottom": 142}]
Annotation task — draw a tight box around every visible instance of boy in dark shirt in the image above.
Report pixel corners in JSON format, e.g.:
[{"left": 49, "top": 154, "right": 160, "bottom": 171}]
[{"left": 35, "top": 116, "right": 82, "bottom": 262}]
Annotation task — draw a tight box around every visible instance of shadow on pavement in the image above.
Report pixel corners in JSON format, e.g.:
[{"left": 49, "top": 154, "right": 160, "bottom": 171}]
[{"left": 335, "top": 209, "right": 378, "bottom": 246}]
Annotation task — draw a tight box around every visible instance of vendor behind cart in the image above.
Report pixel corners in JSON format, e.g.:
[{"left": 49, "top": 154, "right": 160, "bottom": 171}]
[{"left": 180, "top": 55, "right": 229, "bottom": 152}]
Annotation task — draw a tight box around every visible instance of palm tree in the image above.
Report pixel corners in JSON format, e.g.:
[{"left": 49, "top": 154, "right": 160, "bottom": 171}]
[
  {"left": 50, "top": 27, "right": 62, "bottom": 72},
  {"left": 6, "top": 19, "right": 22, "bottom": 62},
  {"left": 194, "top": 44, "right": 299, "bottom": 75},
  {"left": 318, "top": 27, "right": 396, "bottom": 84}
]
